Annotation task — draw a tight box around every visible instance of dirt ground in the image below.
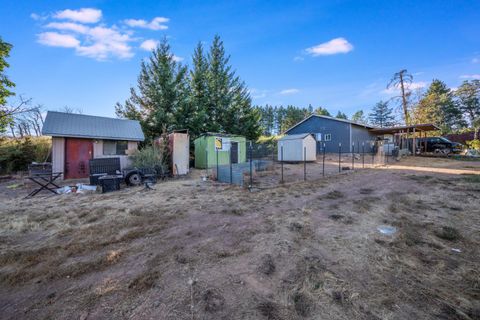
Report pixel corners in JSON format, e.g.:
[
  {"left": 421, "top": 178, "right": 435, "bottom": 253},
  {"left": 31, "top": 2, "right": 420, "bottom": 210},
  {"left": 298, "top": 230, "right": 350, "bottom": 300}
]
[{"left": 0, "top": 156, "right": 479, "bottom": 319}]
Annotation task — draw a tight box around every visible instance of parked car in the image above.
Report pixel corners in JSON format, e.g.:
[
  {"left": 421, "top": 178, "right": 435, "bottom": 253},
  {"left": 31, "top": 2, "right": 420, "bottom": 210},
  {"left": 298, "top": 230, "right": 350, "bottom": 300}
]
[{"left": 414, "top": 137, "right": 463, "bottom": 154}]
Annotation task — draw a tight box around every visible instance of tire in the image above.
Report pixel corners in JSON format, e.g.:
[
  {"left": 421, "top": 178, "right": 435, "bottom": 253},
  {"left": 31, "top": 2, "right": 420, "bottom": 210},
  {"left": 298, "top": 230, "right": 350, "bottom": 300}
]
[{"left": 126, "top": 172, "right": 142, "bottom": 186}]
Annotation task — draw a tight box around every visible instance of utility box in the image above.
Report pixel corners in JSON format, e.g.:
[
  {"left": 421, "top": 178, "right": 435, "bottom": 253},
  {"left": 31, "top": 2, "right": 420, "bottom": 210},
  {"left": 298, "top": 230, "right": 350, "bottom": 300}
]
[
  {"left": 194, "top": 133, "right": 247, "bottom": 169},
  {"left": 168, "top": 130, "right": 190, "bottom": 175},
  {"left": 277, "top": 134, "right": 317, "bottom": 162}
]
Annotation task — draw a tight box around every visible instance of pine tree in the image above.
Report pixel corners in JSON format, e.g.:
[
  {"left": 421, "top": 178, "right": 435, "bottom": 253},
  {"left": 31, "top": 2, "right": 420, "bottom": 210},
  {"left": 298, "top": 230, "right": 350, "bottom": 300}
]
[
  {"left": 335, "top": 111, "right": 348, "bottom": 119},
  {"left": 455, "top": 80, "right": 480, "bottom": 139},
  {"left": 351, "top": 110, "right": 367, "bottom": 124},
  {"left": 206, "top": 35, "right": 261, "bottom": 139},
  {"left": 314, "top": 107, "right": 331, "bottom": 116},
  {"left": 413, "top": 80, "right": 464, "bottom": 134},
  {"left": 369, "top": 101, "right": 395, "bottom": 127},
  {"left": 0, "top": 37, "right": 15, "bottom": 133},
  {"left": 116, "top": 38, "right": 189, "bottom": 141}
]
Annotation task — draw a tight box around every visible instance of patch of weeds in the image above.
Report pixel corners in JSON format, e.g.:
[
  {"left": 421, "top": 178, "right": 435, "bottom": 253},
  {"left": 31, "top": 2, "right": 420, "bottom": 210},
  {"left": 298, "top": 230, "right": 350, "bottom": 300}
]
[
  {"left": 289, "top": 221, "right": 303, "bottom": 232},
  {"left": 332, "top": 290, "right": 348, "bottom": 305},
  {"left": 359, "top": 188, "right": 374, "bottom": 195},
  {"left": 221, "top": 208, "right": 244, "bottom": 216},
  {"left": 406, "top": 175, "right": 434, "bottom": 182},
  {"left": 462, "top": 174, "right": 480, "bottom": 184},
  {"left": 404, "top": 229, "right": 423, "bottom": 247},
  {"left": 434, "top": 226, "right": 461, "bottom": 241},
  {"left": 323, "top": 190, "right": 344, "bottom": 200},
  {"left": 258, "top": 254, "right": 275, "bottom": 276},
  {"left": 128, "top": 269, "right": 161, "bottom": 292},
  {"left": 257, "top": 301, "right": 281, "bottom": 320},
  {"left": 329, "top": 214, "right": 344, "bottom": 221},
  {"left": 203, "top": 289, "right": 225, "bottom": 312},
  {"left": 292, "top": 291, "right": 312, "bottom": 317}
]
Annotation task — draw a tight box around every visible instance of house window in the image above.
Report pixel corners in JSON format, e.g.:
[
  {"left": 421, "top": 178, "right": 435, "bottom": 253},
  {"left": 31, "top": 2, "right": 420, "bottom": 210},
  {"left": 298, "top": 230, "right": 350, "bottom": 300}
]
[
  {"left": 103, "top": 140, "right": 128, "bottom": 155},
  {"left": 324, "top": 134, "right": 332, "bottom": 141},
  {"left": 315, "top": 133, "right": 322, "bottom": 141}
]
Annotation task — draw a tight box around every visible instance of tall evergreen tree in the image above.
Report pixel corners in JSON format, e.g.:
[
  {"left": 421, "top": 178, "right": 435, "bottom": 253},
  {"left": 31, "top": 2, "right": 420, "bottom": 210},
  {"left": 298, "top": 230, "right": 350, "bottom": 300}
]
[
  {"left": 335, "top": 111, "right": 348, "bottom": 119},
  {"left": 369, "top": 101, "right": 395, "bottom": 127},
  {"left": 314, "top": 107, "right": 331, "bottom": 116},
  {"left": 413, "top": 80, "right": 464, "bottom": 134},
  {"left": 0, "top": 37, "right": 15, "bottom": 133},
  {"left": 455, "top": 80, "right": 480, "bottom": 139},
  {"left": 116, "top": 38, "right": 189, "bottom": 141},
  {"left": 206, "top": 35, "right": 261, "bottom": 139},
  {"left": 351, "top": 110, "right": 367, "bottom": 124}
]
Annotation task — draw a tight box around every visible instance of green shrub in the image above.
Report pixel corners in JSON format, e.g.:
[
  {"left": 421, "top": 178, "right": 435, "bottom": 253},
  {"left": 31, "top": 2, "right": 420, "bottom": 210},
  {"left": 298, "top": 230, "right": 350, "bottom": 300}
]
[
  {"left": 0, "top": 137, "right": 51, "bottom": 174},
  {"left": 466, "top": 139, "right": 480, "bottom": 150},
  {"left": 130, "top": 144, "right": 168, "bottom": 171}
]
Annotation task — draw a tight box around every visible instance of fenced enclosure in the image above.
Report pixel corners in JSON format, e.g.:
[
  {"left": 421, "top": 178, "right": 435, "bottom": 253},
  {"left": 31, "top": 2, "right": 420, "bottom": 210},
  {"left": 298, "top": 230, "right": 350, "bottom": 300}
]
[{"left": 208, "top": 139, "right": 392, "bottom": 190}]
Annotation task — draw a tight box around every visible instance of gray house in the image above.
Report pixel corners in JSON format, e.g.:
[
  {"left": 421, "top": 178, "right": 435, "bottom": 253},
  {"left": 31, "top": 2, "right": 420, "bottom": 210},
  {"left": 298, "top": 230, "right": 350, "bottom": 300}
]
[
  {"left": 285, "top": 115, "right": 377, "bottom": 153},
  {"left": 42, "top": 111, "right": 144, "bottom": 179}
]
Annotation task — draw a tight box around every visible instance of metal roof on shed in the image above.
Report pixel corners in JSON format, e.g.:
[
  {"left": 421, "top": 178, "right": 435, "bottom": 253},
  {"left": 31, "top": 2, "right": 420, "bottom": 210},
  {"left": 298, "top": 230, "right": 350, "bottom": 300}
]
[
  {"left": 278, "top": 133, "right": 313, "bottom": 141},
  {"left": 42, "top": 111, "right": 145, "bottom": 141}
]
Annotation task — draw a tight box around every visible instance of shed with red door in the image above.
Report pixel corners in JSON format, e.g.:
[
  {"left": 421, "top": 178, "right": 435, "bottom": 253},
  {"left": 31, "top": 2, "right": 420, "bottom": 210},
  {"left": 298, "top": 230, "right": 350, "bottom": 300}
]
[{"left": 41, "top": 111, "right": 144, "bottom": 179}]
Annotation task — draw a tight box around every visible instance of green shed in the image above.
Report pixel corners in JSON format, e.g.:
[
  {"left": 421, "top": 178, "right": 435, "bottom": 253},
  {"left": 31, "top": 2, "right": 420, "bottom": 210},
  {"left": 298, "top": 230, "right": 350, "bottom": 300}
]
[{"left": 194, "top": 133, "right": 247, "bottom": 168}]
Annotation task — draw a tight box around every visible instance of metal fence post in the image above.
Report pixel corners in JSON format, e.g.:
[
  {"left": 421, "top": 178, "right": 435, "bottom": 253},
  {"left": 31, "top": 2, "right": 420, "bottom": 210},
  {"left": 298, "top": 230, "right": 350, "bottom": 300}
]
[
  {"left": 216, "top": 148, "right": 219, "bottom": 181},
  {"left": 338, "top": 143, "right": 342, "bottom": 173},
  {"left": 249, "top": 141, "right": 253, "bottom": 189},
  {"left": 352, "top": 142, "right": 355, "bottom": 170},
  {"left": 229, "top": 149, "right": 232, "bottom": 184},
  {"left": 205, "top": 149, "right": 208, "bottom": 178},
  {"left": 303, "top": 146, "right": 306, "bottom": 181},
  {"left": 280, "top": 145, "right": 284, "bottom": 183},
  {"left": 322, "top": 143, "right": 326, "bottom": 177},
  {"left": 371, "top": 141, "right": 375, "bottom": 166},
  {"left": 386, "top": 142, "right": 390, "bottom": 164},
  {"left": 362, "top": 142, "right": 365, "bottom": 169}
]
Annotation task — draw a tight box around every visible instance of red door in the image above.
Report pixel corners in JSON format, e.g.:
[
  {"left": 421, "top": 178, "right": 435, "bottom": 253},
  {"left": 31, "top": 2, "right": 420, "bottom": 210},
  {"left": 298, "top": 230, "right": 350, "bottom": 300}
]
[{"left": 64, "top": 138, "right": 93, "bottom": 179}]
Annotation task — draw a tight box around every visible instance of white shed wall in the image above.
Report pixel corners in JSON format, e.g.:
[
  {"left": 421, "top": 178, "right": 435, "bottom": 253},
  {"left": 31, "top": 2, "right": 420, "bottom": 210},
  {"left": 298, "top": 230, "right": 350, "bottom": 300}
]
[
  {"left": 278, "top": 135, "right": 316, "bottom": 161},
  {"left": 171, "top": 133, "right": 190, "bottom": 175},
  {"left": 51, "top": 137, "right": 65, "bottom": 175}
]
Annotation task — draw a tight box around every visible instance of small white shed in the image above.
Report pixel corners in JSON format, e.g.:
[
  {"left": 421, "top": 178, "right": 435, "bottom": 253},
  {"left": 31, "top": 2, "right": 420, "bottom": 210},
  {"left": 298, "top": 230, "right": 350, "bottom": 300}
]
[{"left": 277, "top": 134, "right": 317, "bottom": 162}]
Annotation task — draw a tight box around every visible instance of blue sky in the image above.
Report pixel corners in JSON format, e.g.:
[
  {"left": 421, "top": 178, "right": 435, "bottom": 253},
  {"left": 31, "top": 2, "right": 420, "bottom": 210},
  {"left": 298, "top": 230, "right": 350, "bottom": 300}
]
[{"left": 1, "top": 0, "right": 480, "bottom": 118}]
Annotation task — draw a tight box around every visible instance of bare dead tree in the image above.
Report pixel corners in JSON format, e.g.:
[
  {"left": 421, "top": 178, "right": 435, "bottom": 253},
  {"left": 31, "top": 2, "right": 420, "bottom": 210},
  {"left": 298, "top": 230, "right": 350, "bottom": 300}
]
[
  {"left": 0, "top": 95, "right": 34, "bottom": 120},
  {"left": 387, "top": 69, "right": 413, "bottom": 125}
]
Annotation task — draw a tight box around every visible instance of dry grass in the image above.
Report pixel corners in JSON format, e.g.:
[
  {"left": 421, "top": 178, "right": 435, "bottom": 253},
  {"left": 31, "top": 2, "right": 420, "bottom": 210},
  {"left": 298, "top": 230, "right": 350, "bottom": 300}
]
[{"left": 0, "top": 159, "right": 479, "bottom": 319}]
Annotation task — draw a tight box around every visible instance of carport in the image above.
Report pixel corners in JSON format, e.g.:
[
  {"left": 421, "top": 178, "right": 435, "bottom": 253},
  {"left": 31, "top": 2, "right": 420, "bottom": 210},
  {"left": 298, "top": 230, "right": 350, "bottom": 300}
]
[{"left": 369, "top": 123, "right": 440, "bottom": 155}]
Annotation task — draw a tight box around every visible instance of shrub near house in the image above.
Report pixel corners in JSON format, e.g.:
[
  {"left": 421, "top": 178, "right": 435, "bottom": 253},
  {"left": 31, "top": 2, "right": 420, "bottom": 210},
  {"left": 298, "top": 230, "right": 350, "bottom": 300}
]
[{"left": 0, "top": 137, "right": 51, "bottom": 174}]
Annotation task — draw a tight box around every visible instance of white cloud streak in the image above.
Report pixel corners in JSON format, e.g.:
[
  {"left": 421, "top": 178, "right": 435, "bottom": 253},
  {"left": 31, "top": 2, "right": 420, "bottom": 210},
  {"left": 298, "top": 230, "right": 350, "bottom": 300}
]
[
  {"left": 54, "top": 8, "right": 102, "bottom": 23},
  {"left": 382, "top": 81, "right": 427, "bottom": 94},
  {"left": 124, "top": 17, "right": 169, "bottom": 30},
  {"left": 37, "top": 32, "right": 80, "bottom": 48},
  {"left": 45, "top": 22, "right": 89, "bottom": 34},
  {"left": 280, "top": 88, "right": 300, "bottom": 95},
  {"left": 460, "top": 74, "right": 480, "bottom": 80},
  {"left": 305, "top": 37, "right": 353, "bottom": 56},
  {"left": 140, "top": 39, "right": 159, "bottom": 51}
]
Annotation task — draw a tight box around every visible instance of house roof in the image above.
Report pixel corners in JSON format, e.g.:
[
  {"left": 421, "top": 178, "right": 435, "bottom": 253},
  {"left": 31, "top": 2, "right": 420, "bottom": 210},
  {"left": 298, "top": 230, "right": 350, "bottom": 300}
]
[
  {"left": 284, "top": 114, "right": 375, "bottom": 134},
  {"left": 42, "top": 111, "right": 145, "bottom": 141},
  {"left": 278, "top": 133, "right": 313, "bottom": 141},
  {"left": 368, "top": 123, "right": 440, "bottom": 134}
]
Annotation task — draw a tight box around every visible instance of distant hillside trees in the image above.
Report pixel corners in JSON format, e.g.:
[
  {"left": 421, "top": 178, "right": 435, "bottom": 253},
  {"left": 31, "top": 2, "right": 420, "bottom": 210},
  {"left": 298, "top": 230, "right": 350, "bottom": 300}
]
[{"left": 116, "top": 36, "right": 261, "bottom": 142}]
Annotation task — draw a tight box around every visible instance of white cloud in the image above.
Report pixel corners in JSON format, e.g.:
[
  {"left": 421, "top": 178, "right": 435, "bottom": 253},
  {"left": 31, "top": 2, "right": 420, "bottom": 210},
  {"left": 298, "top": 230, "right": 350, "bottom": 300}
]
[
  {"left": 37, "top": 32, "right": 80, "bottom": 48},
  {"left": 280, "top": 88, "right": 300, "bottom": 95},
  {"left": 45, "top": 22, "right": 89, "bottom": 34},
  {"left": 124, "top": 17, "right": 169, "bottom": 30},
  {"left": 76, "top": 26, "right": 134, "bottom": 60},
  {"left": 249, "top": 89, "right": 268, "bottom": 99},
  {"left": 30, "top": 13, "right": 47, "bottom": 21},
  {"left": 472, "top": 58, "right": 479, "bottom": 64},
  {"left": 460, "top": 74, "right": 480, "bottom": 80},
  {"left": 140, "top": 39, "right": 159, "bottom": 51},
  {"left": 293, "top": 56, "right": 304, "bottom": 62},
  {"left": 54, "top": 8, "right": 102, "bottom": 23},
  {"left": 172, "top": 55, "right": 184, "bottom": 62},
  {"left": 305, "top": 37, "right": 353, "bottom": 56},
  {"left": 382, "top": 81, "right": 427, "bottom": 94}
]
